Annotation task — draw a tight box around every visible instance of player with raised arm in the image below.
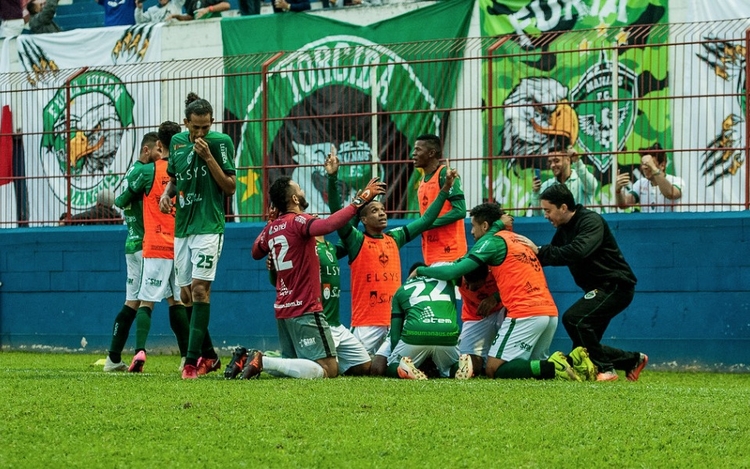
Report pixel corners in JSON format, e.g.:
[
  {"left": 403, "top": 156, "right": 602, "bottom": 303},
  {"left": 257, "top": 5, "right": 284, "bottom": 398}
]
[
  {"left": 325, "top": 147, "right": 459, "bottom": 357},
  {"left": 244, "top": 175, "right": 385, "bottom": 379}
]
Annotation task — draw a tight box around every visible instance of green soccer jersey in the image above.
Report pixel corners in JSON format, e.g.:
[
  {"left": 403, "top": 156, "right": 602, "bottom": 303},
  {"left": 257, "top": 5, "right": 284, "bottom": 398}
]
[
  {"left": 392, "top": 275, "right": 459, "bottom": 347},
  {"left": 317, "top": 239, "right": 342, "bottom": 327},
  {"left": 168, "top": 130, "right": 235, "bottom": 237},
  {"left": 115, "top": 161, "right": 154, "bottom": 254}
]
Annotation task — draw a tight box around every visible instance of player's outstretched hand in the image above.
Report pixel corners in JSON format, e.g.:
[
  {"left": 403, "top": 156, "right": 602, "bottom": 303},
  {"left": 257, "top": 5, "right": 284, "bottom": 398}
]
[
  {"left": 476, "top": 295, "right": 499, "bottom": 318},
  {"left": 324, "top": 146, "right": 339, "bottom": 176},
  {"left": 513, "top": 233, "right": 539, "bottom": 254},
  {"left": 351, "top": 177, "right": 386, "bottom": 208},
  {"left": 441, "top": 168, "right": 459, "bottom": 192},
  {"left": 159, "top": 193, "right": 173, "bottom": 214}
]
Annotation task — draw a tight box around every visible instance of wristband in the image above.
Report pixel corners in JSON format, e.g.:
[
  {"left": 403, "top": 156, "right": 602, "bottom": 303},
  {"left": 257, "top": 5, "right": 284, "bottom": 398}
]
[{"left": 652, "top": 169, "right": 662, "bottom": 177}]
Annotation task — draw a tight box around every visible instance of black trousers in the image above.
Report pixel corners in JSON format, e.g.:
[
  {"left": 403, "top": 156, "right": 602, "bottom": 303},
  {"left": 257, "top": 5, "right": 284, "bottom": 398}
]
[
  {"left": 239, "top": 0, "right": 261, "bottom": 15},
  {"left": 562, "top": 284, "right": 640, "bottom": 372}
]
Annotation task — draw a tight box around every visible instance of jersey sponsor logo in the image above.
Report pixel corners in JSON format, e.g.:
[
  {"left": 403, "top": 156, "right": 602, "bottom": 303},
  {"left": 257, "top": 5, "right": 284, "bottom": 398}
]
[
  {"left": 268, "top": 222, "right": 287, "bottom": 234},
  {"left": 366, "top": 271, "right": 398, "bottom": 283},
  {"left": 368, "top": 290, "right": 393, "bottom": 307},
  {"left": 419, "top": 306, "right": 452, "bottom": 324},
  {"left": 274, "top": 300, "right": 303, "bottom": 309},
  {"left": 145, "top": 277, "right": 162, "bottom": 287},
  {"left": 378, "top": 251, "right": 389, "bottom": 267},
  {"left": 38, "top": 70, "right": 136, "bottom": 211}
]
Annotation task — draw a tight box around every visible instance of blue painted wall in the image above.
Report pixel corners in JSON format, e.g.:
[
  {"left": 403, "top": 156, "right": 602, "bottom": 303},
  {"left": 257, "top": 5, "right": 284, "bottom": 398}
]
[{"left": 1, "top": 212, "right": 749, "bottom": 370}]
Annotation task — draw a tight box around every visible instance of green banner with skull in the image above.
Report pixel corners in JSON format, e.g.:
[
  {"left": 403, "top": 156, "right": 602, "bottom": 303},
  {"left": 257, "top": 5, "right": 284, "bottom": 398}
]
[{"left": 221, "top": 1, "right": 473, "bottom": 219}]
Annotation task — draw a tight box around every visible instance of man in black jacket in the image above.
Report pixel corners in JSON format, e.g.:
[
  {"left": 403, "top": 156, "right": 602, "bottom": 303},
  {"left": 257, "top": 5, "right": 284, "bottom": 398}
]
[
  {"left": 27, "top": 0, "right": 61, "bottom": 34},
  {"left": 518, "top": 184, "right": 648, "bottom": 382}
]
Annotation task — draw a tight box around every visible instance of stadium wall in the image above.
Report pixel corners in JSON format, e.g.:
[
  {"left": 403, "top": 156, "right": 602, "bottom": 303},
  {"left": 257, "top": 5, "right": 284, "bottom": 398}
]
[{"left": 1, "top": 212, "right": 749, "bottom": 370}]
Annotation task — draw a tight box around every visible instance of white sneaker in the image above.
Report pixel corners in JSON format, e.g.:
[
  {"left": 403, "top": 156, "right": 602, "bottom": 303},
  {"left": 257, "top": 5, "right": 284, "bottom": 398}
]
[
  {"left": 103, "top": 356, "right": 127, "bottom": 372},
  {"left": 455, "top": 354, "right": 473, "bottom": 380},
  {"left": 397, "top": 357, "right": 427, "bottom": 380}
]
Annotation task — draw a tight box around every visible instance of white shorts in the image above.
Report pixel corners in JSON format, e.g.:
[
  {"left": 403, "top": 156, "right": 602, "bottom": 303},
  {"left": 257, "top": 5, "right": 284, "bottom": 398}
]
[
  {"left": 459, "top": 308, "right": 506, "bottom": 358},
  {"left": 125, "top": 251, "right": 143, "bottom": 302},
  {"left": 174, "top": 234, "right": 224, "bottom": 286},
  {"left": 488, "top": 315, "right": 558, "bottom": 362},
  {"left": 137, "top": 258, "right": 179, "bottom": 303},
  {"left": 330, "top": 324, "right": 371, "bottom": 374},
  {"left": 374, "top": 339, "right": 391, "bottom": 358},
  {"left": 387, "top": 340, "right": 460, "bottom": 378},
  {"left": 351, "top": 325, "right": 389, "bottom": 355}
]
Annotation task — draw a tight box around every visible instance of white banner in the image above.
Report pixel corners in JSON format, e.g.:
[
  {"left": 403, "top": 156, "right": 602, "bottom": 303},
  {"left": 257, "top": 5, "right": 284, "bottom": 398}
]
[
  {"left": 676, "top": 2, "right": 750, "bottom": 210},
  {"left": 16, "top": 24, "right": 164, "bottom": 225},
  {"left": 0, "top": 39, "right": 16, "bottom": 227}
]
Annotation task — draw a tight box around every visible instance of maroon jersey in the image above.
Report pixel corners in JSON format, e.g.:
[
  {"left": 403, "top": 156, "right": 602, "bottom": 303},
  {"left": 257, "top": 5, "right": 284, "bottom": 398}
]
[{"left": 257, "top": 212, "right": 323, "bottom": 319}]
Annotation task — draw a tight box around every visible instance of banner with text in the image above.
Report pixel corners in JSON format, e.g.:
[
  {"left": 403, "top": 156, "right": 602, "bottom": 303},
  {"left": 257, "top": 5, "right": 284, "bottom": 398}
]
[
  {"left": 15, "top": 24, "right": 163, "bottom": 225},
  {"left": 222, "top": 0, "right": 473, "bottom": 219},
  {"left": 480, "top": 0, "right": 670, "bottom": 213}
]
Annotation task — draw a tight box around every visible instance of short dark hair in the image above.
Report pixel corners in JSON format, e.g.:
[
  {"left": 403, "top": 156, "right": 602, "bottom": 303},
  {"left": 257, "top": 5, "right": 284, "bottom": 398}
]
[
  {"left": 184, "top": 92, "right": 213, "bottom": 120},
  {"left": 463, "top": 264, "right": 488, "bottom": 284},
  {"left": 269, "top": 176, "right": 293, "bottom": 213},
  {"left": 639, "top": 142, "right": 667, "bottom": 165},
  {"left": 469, "top": 202, "right": 502, "bottom": 226},
  {"left": 415, "top": 134, "right": 442, "bottom": 158},
  {"left": 540, "top": 183, "right": 575, "bottom": 209},
  {"left": 140, "top": 132, "right": 158, "bottom": 149},
  {"left": 550, "top": 135, "right": 571, "bottom": 153},
  {"left": 158, "top": 121, "right": 181, "bottom": 149},
  {"left": 408, "top": 262, "right": 427, "bottom": 275}
]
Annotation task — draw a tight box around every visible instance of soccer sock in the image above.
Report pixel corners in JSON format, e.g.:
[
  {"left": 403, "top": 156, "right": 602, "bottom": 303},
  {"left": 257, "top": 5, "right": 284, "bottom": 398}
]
[
  {"left": 538, "top": 361, "right": 556, "bottom": 380},
  {"left": 493, "top": 359, "right": 538, "bottom": 379},
  {"left": 108, "top": 305, "right": 137, "bottom": 363},
  {"left": 186, "top": 302, "right": 210, "bottom": 363},
  {"left": 168, "top": 304, "right": 190, "bottom": 357},
  {"left": 134, "top": 306, "right": 153, "bottom": 352},
  {"left": 201, "top": 330, "right": 218, "bottom": 360},
  {"left": 386, "top": 363, "right": 401, "bottom": 378},
  {"left": 263, "top": 357, "right": 325, "bottom": 379}
]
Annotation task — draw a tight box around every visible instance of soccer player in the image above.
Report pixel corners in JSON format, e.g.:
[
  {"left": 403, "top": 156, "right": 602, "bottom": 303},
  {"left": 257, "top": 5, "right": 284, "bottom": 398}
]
[
  {"left": 411, "top": 134, "right": 467, "bottom": 265},
  {"left": 325, "top": 149, "right": 458, "bottom": 356},
  {"left": 230, "top": 234, "right": 372, "bottom": 379},
  {"left": 159, "top": 93, "right": 236, "bottom": 379},
  {"left": 518, "top": 184, "right": 648, "bottom": 382},
  {"left": 385, "top": 262, "right": 472, "bottom": 380},
  {"left": 245, "top": 175, "right": 385, "bottom": 379},
  {"left": 125, "top": 126, "right": 191, "bottom": 373},
  {"left": 457, "top": 264, "right": 505, "bottom": 377},
  {"left": 413, "top": 202, "right": 595, "bottom": 381},
  {"left": 103, "top": 132, "right": 158, "bottom": 372}
]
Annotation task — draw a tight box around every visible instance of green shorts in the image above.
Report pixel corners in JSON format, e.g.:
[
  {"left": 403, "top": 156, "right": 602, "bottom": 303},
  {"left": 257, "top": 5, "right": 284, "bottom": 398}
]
[{"left": 277, "top": 312, "right": 337, "bottom": 361}]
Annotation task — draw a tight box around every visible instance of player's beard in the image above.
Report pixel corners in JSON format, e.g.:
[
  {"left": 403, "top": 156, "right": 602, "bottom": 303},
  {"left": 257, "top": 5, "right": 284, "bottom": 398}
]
[{"left": 298, "top": 195, "right": 309, "bottom": 211}]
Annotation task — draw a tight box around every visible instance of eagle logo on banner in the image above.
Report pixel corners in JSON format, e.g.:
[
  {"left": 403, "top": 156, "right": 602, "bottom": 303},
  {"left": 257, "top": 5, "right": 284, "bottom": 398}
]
[{"left": 40, "top": 71, "right": 136, "bottom": 210}]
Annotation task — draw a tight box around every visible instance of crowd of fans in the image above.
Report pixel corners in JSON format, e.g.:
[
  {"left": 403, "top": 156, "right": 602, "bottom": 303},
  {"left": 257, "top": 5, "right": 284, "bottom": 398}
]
[{"left": 0, "top": 0, "right": 389, "bottom": 36}]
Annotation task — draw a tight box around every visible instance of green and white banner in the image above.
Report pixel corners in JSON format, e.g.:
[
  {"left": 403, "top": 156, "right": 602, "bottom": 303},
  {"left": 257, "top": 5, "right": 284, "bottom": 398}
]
[
  {"left": 16, "top": 24, "right": 163, "bottom": 224},
  {"left": 222, "top": 0, "right": 473, "bottom": 219},
  {"left": 480, "top": 0, "right": 670, "bottom": 212}
]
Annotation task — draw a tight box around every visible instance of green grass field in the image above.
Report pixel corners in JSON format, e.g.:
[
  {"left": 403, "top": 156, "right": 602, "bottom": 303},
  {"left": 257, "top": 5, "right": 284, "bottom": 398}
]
[{"left": 2, "top": 352, "right": 749, "bottom": 468}]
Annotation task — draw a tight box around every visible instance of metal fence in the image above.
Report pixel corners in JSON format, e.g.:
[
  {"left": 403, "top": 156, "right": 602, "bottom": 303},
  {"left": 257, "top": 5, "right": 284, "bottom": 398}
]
[{"left": 0, "top": 19, "right": 748, "bottom": 227}]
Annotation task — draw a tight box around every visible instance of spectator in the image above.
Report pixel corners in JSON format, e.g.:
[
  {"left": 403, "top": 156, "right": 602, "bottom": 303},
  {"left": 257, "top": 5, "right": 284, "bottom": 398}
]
[
  {"left": 530, "top": 138, "right": 598, "bottom": 215},
  {"left": 615, "top": 143, "right": 684, "bottom": 213},
  {"left": 27, "top": 0, "right": 61, "bottom": 34},
  {"left": 95, "top": 0, "right": 136, "bottom": 27},
  {"left": 238, "top": 0, "right": 259, "bottom": 15},
  {"left": 0, "top": 0, "right": 24, "bottom": 38},
  {"left": 273, "top": 0, "right": 309, "bottom": 13},
  {"left": 135, "top": 0, "right": 184, "bottom": 23},
  {"left": 61, "top": 189, "right": 123, "bottom": 225},
  {"left": 170, "top": 0, "right": 229, "bottom": 20}
]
